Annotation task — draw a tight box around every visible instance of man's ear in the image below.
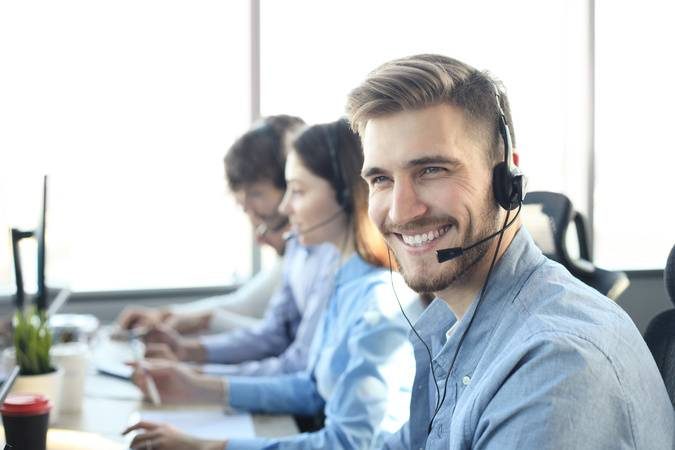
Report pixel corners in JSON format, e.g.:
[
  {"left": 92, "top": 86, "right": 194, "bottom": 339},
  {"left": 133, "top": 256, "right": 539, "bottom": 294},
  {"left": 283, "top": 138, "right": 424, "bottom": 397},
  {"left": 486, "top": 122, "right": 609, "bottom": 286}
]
[{"left": 512, "top": 150, "right": 520, "bottom": 167}]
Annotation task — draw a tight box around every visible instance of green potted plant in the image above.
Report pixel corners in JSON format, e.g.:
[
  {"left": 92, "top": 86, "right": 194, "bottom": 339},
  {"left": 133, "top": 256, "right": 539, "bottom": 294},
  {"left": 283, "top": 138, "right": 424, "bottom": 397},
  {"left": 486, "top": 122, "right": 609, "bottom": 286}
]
[
  {"left": 13, "top": 308, "right": 54, "bottom": 375},
  {"left": 2, "top": 308, "right": 64, "bottom": 424}
]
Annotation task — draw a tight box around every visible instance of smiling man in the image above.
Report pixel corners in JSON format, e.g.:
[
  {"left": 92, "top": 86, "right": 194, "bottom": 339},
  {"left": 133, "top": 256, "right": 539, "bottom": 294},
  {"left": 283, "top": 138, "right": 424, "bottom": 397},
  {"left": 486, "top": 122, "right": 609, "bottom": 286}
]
[{"left": 348, "top": 54, "right": 674, "bottom": 450}]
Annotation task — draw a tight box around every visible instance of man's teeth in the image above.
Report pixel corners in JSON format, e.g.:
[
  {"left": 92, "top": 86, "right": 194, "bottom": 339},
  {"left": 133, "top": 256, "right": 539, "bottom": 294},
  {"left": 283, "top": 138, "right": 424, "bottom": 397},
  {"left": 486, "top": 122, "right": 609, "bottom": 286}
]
[{"left": 400, "top": 226, "right": 450, "bottom": 247}]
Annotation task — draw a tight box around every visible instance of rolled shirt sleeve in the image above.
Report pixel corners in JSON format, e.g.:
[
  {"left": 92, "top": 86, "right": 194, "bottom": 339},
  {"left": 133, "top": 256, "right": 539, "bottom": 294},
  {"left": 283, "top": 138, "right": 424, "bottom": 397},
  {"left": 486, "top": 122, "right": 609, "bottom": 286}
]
[
  {"left": 199, "top": 241, "right": 339, "bottom": 377},
  {"left": 200, "top": 281, "right": 299, "bottom": 366}
]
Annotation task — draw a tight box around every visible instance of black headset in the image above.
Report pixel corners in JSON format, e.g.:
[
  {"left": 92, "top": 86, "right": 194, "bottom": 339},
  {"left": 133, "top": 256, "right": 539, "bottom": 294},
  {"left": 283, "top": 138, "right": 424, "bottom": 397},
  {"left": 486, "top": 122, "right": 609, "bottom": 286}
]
[
  {"left": 324, "top": 119, "right": 352, "bottom": 212},
  {"left": 491, "top": 88, "right": 524, "bottom": 211}
]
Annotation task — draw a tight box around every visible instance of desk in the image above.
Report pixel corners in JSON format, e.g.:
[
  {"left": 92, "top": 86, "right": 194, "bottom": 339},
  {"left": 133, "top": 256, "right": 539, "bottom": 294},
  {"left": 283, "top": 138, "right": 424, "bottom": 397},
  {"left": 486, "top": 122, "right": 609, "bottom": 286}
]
[
  {"left": 52, "top": 370, "right": 299, "bottom": 448},
  {"left": 2, "top": 335, "right": 299, "bottom": 449}
]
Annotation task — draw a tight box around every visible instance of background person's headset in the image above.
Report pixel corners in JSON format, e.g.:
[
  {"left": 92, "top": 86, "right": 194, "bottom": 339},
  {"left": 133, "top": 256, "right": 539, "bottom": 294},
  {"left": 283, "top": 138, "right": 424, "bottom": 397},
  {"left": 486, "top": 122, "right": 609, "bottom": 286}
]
[
  {"left": 285, "top": 120, "right": 352, "bottom": 240},
  {"left": 324, "top": 119, "right": 352, "bottom": 213},
  {"left": 389, "top": 81, "right": 526, "bottom": 436}
]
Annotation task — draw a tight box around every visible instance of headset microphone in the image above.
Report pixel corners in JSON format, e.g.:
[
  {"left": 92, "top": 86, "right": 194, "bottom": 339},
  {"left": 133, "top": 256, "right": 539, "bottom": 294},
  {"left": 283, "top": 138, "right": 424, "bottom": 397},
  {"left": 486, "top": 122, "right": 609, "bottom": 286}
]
[
  {"left": 255, "top": 215, "right": 290, "bottom": 238},
  {"left": 436, "top": 207, "right": 521, "bottom": 263},
  {"left": 283, "top": 209, "right": 344, "bottom": 241}
]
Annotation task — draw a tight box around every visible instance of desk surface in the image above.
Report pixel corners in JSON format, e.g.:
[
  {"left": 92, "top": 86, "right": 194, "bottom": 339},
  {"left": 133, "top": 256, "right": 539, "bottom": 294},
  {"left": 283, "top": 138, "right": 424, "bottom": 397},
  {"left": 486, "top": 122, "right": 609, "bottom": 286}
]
[
  {"left": 55, "top": 370, "right": 299, "bottom": 447},
  {"left": 2, "top": 332, "right": 299, "bottom": 449}
]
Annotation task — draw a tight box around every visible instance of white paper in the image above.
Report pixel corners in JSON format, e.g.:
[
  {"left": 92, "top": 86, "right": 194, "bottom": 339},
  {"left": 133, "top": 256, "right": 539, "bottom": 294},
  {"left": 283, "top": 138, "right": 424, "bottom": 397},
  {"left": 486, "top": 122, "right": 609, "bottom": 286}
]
[{"left": 140, "top": 409, "right": 255, "bottom": 440}]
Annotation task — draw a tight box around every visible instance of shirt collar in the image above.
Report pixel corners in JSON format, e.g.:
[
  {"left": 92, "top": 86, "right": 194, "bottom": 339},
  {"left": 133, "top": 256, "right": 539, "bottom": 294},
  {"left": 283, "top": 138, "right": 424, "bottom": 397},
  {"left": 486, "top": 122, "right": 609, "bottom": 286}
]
[{"left": 411, "top": 227, "right": 546, "bottom": 372}]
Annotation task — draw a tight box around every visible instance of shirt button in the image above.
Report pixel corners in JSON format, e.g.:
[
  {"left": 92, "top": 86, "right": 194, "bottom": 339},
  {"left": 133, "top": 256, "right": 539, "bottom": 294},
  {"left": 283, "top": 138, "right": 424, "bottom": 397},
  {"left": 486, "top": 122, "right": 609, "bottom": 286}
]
[{"left": 462, "top": 375, "right": 471, "bottom": 386}]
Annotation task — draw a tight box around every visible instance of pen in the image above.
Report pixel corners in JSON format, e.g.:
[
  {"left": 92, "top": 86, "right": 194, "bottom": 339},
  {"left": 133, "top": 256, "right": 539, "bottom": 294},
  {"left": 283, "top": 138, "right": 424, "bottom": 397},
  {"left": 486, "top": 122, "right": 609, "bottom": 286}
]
[
  {"left": 131, "top": 338, "right": 162, "bottom": 406},
  {"left": 143, "top": 366, "right": 162, "bottom": 406}
]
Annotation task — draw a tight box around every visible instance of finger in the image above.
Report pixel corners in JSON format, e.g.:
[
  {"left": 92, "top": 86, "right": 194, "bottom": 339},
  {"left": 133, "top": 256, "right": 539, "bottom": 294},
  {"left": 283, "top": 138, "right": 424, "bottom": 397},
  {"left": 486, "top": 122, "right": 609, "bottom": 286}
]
[
  {"left": 131, "top": 435, "right": 160, "bottom": 450},
  {"left": 147, "top": 350, "right": 175, "bottom": 361},
  {"left": 143, "top": 326, "right": 161, "bottom": 342},
  {"left": 130, "top": 369, "right": 151, "bottom": 399},
  {"left": 145, "top": 343, "right": 173, "bottom": 359},
  {"left": 142, "top": 358, "right": 178, "bottom": 371},
  {"left": 123, "top": 420, "right": 160, "bottom": 434},
  {"left": 144, "top": 328, "right": 171, "bottom": 345},
  {"left": 153, "top": 323, "right": 177, "bottom": 339},
  {"left": 118, "top": 311, "right": 140, "bottom": 330},
  {"left": 131, "top": 430, "right": 161, "bottom": 442}
]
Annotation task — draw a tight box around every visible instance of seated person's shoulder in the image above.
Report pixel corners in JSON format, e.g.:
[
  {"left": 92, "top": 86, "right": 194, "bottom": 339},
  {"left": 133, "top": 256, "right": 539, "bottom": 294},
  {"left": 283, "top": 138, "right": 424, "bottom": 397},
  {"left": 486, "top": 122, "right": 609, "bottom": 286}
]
[
  {"left": 497, "top": 260, "right": 666, "bottom": 406},
  {"left": 512, "top": 258, "right": 638, "bottom": 351}
]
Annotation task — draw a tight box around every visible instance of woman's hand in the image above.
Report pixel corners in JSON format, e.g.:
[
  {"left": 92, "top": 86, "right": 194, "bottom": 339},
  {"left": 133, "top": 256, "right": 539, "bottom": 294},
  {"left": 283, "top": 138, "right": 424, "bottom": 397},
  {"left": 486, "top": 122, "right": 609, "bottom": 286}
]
[
  {"left": 131, "top": 359, "right": 225, "bottom": 405},
  {"left": 123, "top": 421, "right": 227, "bottom": 450},
  {"left": 166, "top": 312, "right": 212, "bottom": 334},
  {"left": 117, "top": 306, "right": 172, "bottom": 330},
  {"left": 143, "top": 324, "right": 206, "bottom": 362},
  {"left": 144, "top": 343, "right": 179, "bottom": 361}
]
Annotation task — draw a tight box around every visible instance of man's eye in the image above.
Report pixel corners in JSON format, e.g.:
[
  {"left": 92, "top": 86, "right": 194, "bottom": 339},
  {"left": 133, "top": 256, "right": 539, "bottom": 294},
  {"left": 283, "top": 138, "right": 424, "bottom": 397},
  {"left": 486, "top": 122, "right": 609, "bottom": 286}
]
[
  {"left": 421, "top": 167, "right": 445, "bottom": 176},
  {"left": 371, "top": 176, "right": 390, "bottom": 185}
]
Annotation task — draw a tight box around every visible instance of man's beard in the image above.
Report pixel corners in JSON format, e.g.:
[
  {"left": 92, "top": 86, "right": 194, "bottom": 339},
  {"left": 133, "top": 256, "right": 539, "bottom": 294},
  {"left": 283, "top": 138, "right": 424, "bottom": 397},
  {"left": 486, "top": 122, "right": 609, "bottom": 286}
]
[{"left": 391, "top": 202, "right": 502, "bottom": 294}]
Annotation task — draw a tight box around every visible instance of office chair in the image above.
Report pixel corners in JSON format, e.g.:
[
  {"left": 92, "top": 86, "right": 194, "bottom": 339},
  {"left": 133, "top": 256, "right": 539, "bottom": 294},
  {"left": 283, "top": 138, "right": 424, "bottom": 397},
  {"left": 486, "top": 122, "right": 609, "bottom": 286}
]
[
  {"left": 643, "top": 243, "right": 675, "bottom": 407},
  {"left": 522, "top": 191, "right": 630, "bottom": 300}
]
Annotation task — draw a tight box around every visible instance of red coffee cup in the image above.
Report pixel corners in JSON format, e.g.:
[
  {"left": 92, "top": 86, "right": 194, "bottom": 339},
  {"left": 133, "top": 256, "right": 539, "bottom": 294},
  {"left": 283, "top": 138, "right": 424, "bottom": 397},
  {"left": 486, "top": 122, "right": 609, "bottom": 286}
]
[{"left": 1, "top": 394, "right": 51, "bottom": 450}]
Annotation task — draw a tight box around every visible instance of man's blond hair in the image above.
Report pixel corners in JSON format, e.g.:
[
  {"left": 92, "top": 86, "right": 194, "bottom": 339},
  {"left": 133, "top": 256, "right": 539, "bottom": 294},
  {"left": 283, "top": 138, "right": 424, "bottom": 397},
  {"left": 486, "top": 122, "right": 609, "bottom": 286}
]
[{"left": 346, "top": 54, "right": 515, "bottom": 165}]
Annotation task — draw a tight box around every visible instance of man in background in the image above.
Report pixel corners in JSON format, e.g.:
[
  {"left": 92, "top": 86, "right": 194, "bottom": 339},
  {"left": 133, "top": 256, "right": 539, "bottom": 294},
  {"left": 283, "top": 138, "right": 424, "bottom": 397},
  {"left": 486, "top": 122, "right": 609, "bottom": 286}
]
[
  {"left": 116, "top": 115, "right": 341, "bottom": 378},
  {"left": 118, "top": 115, "right": 302, "bottom": 335}
]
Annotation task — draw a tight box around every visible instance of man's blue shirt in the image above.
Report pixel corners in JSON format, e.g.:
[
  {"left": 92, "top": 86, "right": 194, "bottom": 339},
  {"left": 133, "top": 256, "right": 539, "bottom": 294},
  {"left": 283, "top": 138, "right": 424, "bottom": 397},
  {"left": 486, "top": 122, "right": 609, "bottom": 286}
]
[{"left": 384, "top": 227, "right": 674, "bottom": 450}]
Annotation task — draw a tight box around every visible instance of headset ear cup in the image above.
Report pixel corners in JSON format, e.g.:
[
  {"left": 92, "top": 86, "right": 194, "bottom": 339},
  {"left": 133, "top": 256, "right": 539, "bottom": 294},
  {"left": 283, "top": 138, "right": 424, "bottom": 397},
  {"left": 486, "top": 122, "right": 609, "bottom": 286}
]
[
  {"left": 509, "top": 172, "right": 524, "bottom": 209},
  {"left": 493, "top": 162, "right": 524, "bottom": 211},
  {"left": 335, "top": 189, "right": 345, "bottom": 211},
  {"left": 492, "top": 162, "right": 511, "bottom": 210},
  {"left": 341, "top": 188, "right": 352, "bottom": 213}
]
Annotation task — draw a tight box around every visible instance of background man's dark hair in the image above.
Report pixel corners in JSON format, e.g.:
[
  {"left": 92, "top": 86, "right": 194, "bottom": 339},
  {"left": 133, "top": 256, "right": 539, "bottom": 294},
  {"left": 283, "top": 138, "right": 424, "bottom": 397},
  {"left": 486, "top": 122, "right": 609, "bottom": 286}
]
[{"left": 225, "top": 115, "right": 305, "bottom": 191}]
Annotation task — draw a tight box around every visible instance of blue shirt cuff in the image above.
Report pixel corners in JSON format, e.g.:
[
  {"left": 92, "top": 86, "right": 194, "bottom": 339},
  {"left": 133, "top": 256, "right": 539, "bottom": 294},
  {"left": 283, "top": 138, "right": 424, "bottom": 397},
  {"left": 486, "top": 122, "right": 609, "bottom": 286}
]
[
  {"left": 199, "top": 334, "right": 225, "bottom": 363},
  {"left": 227, "top": 376, "right": 263, "bottom": 411},
  {"left": 226, "top": 437, "right": 274, "bottom": 450}
]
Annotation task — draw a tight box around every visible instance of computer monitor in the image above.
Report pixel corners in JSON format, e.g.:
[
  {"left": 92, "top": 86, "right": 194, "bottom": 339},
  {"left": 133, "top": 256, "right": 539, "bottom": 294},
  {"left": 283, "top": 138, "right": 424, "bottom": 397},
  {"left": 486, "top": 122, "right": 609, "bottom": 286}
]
[
  {"left": 10, "top": 175, "right": 49, "bottom": 312},
  {"left": 35, "top": 175, "right": 48, "bottom": 311}
]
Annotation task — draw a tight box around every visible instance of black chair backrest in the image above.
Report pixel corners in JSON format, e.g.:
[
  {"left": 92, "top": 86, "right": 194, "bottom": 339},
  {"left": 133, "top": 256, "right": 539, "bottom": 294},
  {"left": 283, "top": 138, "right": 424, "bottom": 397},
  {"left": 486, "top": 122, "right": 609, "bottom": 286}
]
[
  {"left": 666, "top": 243, "right": 675, "bottom": 306},
  {"left": 522, "top": 191, "right": 629, "bottom": 300},
  {"left": 643, "top": 243, "right": 675, "bottom": 407}
]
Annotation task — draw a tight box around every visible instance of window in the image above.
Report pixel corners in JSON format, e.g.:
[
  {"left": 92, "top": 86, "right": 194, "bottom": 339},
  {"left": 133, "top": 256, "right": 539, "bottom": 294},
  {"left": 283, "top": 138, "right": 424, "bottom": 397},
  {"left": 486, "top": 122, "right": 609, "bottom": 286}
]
[
  {"left": 263, "top": 0, "right": 672, "bottom": 270},
  {"left": 261, "top": 0, "right": 592, "bottom": 239},
  {"left": 2, "top": 1, "right": 669, "bottom": 297},
  {"left": 595, "top": 0, "right": 675, "bottom": 270},
  {"left": 0, "top": 1, "right": 252, "bottom": 293}
]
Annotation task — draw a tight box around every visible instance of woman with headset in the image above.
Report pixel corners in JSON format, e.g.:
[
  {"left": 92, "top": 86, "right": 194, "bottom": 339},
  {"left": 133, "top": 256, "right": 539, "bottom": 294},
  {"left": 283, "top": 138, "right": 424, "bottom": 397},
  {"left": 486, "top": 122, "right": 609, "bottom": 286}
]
[{"left": 125, "top": 119, "right": 414, "bottom": 450}]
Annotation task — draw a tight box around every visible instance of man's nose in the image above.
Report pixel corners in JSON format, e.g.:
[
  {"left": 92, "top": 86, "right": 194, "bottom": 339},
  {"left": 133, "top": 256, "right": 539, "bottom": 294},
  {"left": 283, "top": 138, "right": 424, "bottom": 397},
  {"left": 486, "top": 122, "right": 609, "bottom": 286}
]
[{"left": 389, "top": 178, "right": 428, "bottom": 225}]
